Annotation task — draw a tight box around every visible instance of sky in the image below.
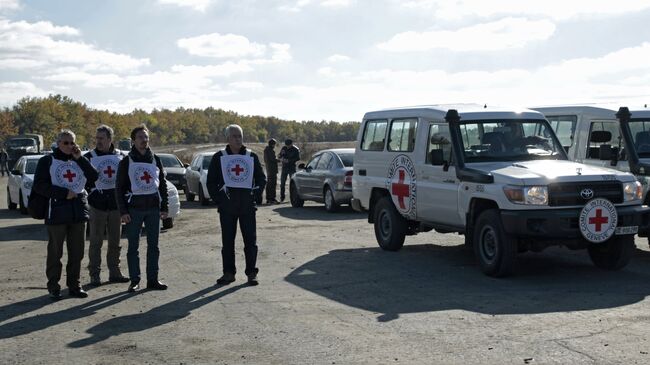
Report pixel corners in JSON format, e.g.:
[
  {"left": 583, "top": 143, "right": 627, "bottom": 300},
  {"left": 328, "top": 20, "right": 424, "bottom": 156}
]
[{"left": 0, "top": 0, "right": 649, "bottom": 122}]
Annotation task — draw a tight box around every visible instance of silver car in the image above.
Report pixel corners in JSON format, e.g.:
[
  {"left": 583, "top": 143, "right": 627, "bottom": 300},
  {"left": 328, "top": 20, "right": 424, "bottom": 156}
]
[{"left": 290, "top": 148, "right": 354, "bottom": 212}]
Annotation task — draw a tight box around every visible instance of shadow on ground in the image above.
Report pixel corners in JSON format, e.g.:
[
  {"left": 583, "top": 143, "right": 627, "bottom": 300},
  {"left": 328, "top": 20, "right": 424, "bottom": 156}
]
[
  {"left": 273, "top": 204, "right": 363, "bottom": 221},
  {"left": 286, "top": 244, "right": 650, "bottom": 322}
]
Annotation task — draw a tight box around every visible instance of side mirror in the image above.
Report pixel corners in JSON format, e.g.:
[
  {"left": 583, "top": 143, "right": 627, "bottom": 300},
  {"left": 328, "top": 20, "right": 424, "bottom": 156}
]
[
  {"left": 298, "top": 163, "right": 306, "bottom": 169},
  {"left": 11, "top": 169, "right": 21, "bottom": 176},
  {"left": 430, "top": 149, "right": 446, "bottom": 166}
]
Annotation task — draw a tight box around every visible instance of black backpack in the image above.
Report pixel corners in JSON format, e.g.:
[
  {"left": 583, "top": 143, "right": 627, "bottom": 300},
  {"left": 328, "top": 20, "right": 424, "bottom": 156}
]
[{"left": 28, "top": 191, "right": 49, "bottom": 220}]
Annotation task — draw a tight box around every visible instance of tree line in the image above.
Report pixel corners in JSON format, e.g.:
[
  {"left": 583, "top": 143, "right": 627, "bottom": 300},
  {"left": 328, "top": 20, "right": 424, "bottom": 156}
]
[{"left": 0, "top": 95, "right": 360, "bottom": 148}]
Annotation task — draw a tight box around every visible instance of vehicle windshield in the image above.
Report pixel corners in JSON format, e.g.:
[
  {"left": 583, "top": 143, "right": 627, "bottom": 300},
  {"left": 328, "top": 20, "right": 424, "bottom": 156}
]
[
  {"left": 460, "top": 120, "right": 565, "bottom": 162},
  {"left": 25, "top": 160, "right": 39, "bottom": 174},
  {"left": 159, "top": 155, "right": 183, "bottom": 168},
  {"left": 627, "top": 119, "right": 650, "bottom": 157},
  {"left": 337, "top": 153, "right": 354, "bottom": 167},
  {"left": 6, "top": 139, "right": 36, "bottom": 147}
]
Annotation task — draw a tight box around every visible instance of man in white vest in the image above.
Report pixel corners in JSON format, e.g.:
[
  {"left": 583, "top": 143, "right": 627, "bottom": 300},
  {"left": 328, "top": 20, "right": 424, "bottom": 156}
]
[
  {"left": 85, "top": 125, "right": 130, "bottom": 286},
  {"left": 33, "top": 129, "right": 99, "bottom": 300},
  {"left": 115, "top": 124, "right": 169, "bottom": 293},
  {"left": 207, "top": 124, "right": 266, "bottom": 286}
]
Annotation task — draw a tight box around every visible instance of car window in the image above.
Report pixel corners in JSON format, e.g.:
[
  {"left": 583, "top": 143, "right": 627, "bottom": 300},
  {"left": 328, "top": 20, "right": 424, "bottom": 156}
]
[
  {"left": 388, "top": 118, "right": 418, "bottom": 152},
  {"left": 361, "top": 119, "right": 388, "bottom": 151},
  {"left": 546, "top": 115, "right": 577, "bottom": 150},
  {"left": 202, "top": 156, "right": 212, "bottom": 170},
  {"left": 25, "top": 160, "right": 39, "bottom": 174},
  {"left": 427, "top": 123, "right": 453, "bottom": 164},
  {"left": 586, "top": 121, "right": 622, "bottom": 160},
  {"left": 307, "top": 155, "right": 321, "bottom": 169},
  {"left": 316, "top": 153, "right": 333, "bottom": 170},
  {"left": 336, "top": 153, "right": 353, "bottom": 167},
  {"left": 159, "top": 155, "right": 183, "bottom": 168}
]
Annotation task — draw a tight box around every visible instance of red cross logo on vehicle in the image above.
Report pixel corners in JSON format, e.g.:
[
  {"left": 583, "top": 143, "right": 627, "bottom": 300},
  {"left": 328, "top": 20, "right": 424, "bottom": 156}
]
[
  {"left": 63, "top": 169, "right": 76, "bottom": 183},
  {"left": 588, "top": 208, "right": 608, "bottom": 232},
  {"left": 391, "top": 169, "right": 410, "bottom": 209}
]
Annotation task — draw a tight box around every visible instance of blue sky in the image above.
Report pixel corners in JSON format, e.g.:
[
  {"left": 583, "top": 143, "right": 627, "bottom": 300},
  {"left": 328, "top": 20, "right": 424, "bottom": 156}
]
[{"left": 1, "top": 0, "right": 649, "bottom": 121}]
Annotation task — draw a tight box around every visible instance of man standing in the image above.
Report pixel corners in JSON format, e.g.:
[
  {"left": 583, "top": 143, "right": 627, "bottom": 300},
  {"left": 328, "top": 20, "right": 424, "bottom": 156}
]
[
  {"left": 33, "top": 129, "right": 99, "bottom": 300},
  {"left": 0, "top": 148, "right": 8, "bottom": 177},
  {"left": 263, "top": 139, "right": 279, "bottom": 204},
  {"left": 115, "top": 125, "right": 169, "bottom": 292},
  {"left": 85, "top": 125, "right": 130, "bottom": 286},
  {"left": 207, "top": 124, "right": 266, "bottom": 286},
  {"left": 279, "top": 139, "right": 300, "bottom": 202}
]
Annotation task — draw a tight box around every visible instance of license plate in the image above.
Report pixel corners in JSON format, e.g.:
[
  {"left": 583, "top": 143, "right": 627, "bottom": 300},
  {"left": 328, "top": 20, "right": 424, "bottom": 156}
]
[{"left": 615, "top": 226, "right": 638, "bottom": 235}]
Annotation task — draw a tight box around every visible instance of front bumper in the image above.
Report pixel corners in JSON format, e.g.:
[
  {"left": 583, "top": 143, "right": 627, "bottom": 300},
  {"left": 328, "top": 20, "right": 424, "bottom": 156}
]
[{"left": 500, "top": 204, "right": 650, "bottom": 239}]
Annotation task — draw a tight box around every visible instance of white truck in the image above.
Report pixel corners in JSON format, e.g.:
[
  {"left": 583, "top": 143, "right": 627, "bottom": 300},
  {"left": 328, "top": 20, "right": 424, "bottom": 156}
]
[{"left": 351, "top": 105, "right": 649, "bottom": 277}]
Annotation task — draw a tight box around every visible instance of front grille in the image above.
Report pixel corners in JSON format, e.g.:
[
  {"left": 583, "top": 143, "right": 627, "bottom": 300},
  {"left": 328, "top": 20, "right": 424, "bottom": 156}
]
[{"left": 548, "top": 181, "right": 623, "bottom": 206}]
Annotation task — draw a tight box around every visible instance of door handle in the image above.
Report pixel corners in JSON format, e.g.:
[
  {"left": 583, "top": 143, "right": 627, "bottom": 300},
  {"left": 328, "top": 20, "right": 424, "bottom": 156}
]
[{"left": 359, "top": 169, "right": 366, "bottom": 176}]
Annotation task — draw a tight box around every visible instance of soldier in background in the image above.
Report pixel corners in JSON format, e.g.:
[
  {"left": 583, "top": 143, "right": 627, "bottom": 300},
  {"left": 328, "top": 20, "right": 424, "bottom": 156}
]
[
  {"left": 278, "top": 139, "right": 300, "bottom": 202},
  {"left": 263, "top": 138, "right": 279, "bottom": 204}
]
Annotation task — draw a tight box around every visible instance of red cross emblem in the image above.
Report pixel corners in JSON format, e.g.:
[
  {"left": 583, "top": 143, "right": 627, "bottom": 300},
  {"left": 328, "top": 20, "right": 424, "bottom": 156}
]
[
  {"left": 231, "top": 164, "right": 245, "bottom": 176},
  {"left": 588, "top": 208, "right": 609, "bottom": 232},
  {"left": 104, "top": 165, "right": 115, "bottom": 178},
  {"left": 140, "top": 171, "right": 153, "bottom": 184},
  {"left": 63, "top": 169, "right": 77, "bottom": 183},
  {"left": 391, "top": 169, "right": 410, "bottom": 209}
]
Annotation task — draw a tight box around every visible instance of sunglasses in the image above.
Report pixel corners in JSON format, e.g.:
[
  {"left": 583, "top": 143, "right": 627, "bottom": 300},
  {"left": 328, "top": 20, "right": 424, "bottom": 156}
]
[{"left": 60, "top": 141, "right": 75, "bottom": 146}]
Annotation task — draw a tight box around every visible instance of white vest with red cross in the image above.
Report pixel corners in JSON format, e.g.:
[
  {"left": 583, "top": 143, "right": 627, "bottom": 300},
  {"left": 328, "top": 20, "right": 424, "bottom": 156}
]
[
  {"left": 127, "top": 156, "right": 160, "bottom": 195},
  {"left": 49, "top": 157, "right": 87, "bottom": 194},
  {"left": 90, "top": 150, "right": 122, "bottom": 191},
  {"left": 220, "top": 149, "right": 254, "bottom": 189}
]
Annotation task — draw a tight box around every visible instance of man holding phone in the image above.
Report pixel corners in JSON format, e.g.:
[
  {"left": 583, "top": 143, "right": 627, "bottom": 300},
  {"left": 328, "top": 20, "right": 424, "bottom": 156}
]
[{"left": 33, "top": 129, "right": 99, "bottom": 300}]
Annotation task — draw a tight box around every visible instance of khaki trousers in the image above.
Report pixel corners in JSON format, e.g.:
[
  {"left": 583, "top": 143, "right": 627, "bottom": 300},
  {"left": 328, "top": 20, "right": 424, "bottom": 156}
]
[{"left": 87, "top": 206, "right": 123, "bottom": 277}]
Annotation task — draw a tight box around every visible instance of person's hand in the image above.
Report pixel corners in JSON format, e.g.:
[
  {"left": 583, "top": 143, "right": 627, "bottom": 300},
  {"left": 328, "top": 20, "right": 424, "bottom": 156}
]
[
  {"left": 66, "top": 190, "right": 76, "bottom": 199},
  {"left": 71, "top": 144, "right": 82, "bottom": 159},
  {"left": 121, "top": 214, "right": 131, "bottom": 224},
  {"left": 160, "top": 211, "right": 168, "bottom": 220}
]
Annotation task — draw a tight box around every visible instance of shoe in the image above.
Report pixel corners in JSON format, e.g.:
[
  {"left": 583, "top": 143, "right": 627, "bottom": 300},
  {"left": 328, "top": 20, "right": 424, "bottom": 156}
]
[
  {"left": 216, "top": 273, "right": 236, "bottom": 285},
  {"left": 69, "top": 287, "right": 88, "bottom": 298},
  {"left": 89, "top": 274, "right": 101, "bottom": 287},
  {"left": 127, "top": 281, "right": 140, "bottom": 293},
  {"left": 49, "top": 290, "right": 62, "bottom": 301},
  {"left": 108, "top": 275, "right": 130, "bottom": 283},
  {"left": 146, "top": 280, "right": 168, "bottom": 290},
  {"left": 247, "top": 273, "right": 259, "bottom": 286}
]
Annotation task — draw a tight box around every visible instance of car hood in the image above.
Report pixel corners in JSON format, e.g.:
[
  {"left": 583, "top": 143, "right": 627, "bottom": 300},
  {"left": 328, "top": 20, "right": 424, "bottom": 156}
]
[{"left": 468, "top": 160, "right": 635, "bottom": 185}]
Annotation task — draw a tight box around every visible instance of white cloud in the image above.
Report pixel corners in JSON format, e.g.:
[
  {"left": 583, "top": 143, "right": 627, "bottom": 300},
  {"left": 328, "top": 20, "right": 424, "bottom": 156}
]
[
  {"left": 229, "top": 81, "right": 264, "bottom": 90},
  {"left": 0, "top": 0, "right": 20, "bottom": 11},
  {"left": 177, "top": 33, "right": 267, "bottom": 58},
  {"left": 327, "top": 54, "right": 350, "bottom": 62},
  {"left": 0, "top": 81, "right": 48, "bottom": 105},
  {"left": 279, "top": 0, "right": 353, "bottom": 12},
  {"left": 398, "top": 0, "right": 650, "bottom": 21},
  {"left": 157, "top": 0, "right": 214, "bottom": 12},
  {"left": 377, "top": 17, "right": 556, "bottom": 52},
  {"left": 0, "top": 19, "right": 149, "bottom": 72},
  {"left": 0, "top": 58, "right": 47, "bottom": 69}
]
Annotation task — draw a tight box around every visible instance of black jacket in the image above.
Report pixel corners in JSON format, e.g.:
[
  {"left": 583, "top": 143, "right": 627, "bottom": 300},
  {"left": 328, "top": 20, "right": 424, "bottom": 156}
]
[
  {"left": 115, "top": 146, "right": 168, "bottom": 215},
  {"left": 84, "top": 145, "right": 123, "bottom": 211},
  {"left": 33, "top": 148, "right": 99, "bottom": 225},
  {"left": 263, "top": 145, "right": 278, "bottom": 174},
  {"left": 280, "top": 145, "right": 300, "bottom": 171},
  {"left": 207, "top": 145, "right": 266, "bottom": 215}
]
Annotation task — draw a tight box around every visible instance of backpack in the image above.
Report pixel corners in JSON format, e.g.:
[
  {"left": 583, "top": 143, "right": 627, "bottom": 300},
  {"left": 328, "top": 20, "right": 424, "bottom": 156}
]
[{"left": 28, "top": 191, "right": 49, "bottom": 220}]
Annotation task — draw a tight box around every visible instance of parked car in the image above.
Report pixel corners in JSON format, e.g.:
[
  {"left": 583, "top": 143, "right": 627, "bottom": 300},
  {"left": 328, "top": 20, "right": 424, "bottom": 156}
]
[
  {"left": 185, "top": 151, "right": 214, "bottom": 205},
  {"left": 7, "top": 154, "right": 45, "bottom": 214},
  {"left": 290, "top": 148, "right": 354, "bottom": 212},
  {"left": 164, "top": 178, "right": 181, "bottom": 229},
  {"left": 158, "top": 153, "right": 189, "bottom": 196}
]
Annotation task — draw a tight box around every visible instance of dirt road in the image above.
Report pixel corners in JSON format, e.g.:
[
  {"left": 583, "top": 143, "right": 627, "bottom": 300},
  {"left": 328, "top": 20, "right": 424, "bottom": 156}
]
[{"left": 2, "top": 175, "right": 650, "bottom": 364}]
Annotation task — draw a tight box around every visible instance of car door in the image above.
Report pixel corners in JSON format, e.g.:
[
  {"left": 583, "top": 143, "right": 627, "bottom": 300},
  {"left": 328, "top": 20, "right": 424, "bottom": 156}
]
[
  {"left": 417, "top": 122, "right": 459, "bottom": 225},
  {"left": 295, "top": 154, "right": 321, "bottom": 198},
  {"left": 581, "top": 120, "right": 629, "bottom": 171},
  {"left": 313, "top": 152, "right": 333, "bottom": 199},
  {"left": 187, "top": 155, "right": 201, "bottom": 194},
  {"left": 8, "top": 157, "right": 24, "bottom": 203}
]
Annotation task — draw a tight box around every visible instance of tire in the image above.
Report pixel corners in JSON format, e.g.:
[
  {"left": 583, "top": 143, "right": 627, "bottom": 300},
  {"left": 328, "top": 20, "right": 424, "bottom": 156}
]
[
  {"left": 7, "top": 187, "right": 17, "bottom": 210},
  {"left": 199, "top": 185, "right": 209, "bottom": 206},
  {"left": 588, "top": 235, "right": 634, "bottom": 270},
  {"left": 373, "top": 196, "right": 407, "bottom": 251},
  {"left": 473, "top": 209, "right": 517, "bottom": 277},
  {"left": 324, "top": 187, "right": 338, "bottom": 213},
  {"left": 19, "top": 190, "right": 28, "bottom": 215},
  {"left": 290, "top": 182, "right": 304, "bottom": 208},
  {"left": 185, "top": 187, "right": 195, "bottom": 202},
  {"left": 162, "top": 217, "right": 174, "bottom": 229}
]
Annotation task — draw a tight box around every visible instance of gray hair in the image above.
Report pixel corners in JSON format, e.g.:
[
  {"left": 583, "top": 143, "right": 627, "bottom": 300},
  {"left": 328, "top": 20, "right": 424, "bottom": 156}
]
[
  {"left": 96, "top": 124, "right": 114, "bottom": 139},
  {"left": 224, "top": 124, "right": 243, "bottom": 139},
  {"left": 57, "top": 129, "right": 76, "bottom": 142}
]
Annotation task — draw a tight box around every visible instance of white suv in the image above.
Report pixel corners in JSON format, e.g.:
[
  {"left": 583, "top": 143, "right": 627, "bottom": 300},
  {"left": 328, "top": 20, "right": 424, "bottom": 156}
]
[
  {"left": 351, "top": 105, "right": 649, "bottom": 277},
  {"left": 7, "top": 154, "right": 44, "bottom": 215}
]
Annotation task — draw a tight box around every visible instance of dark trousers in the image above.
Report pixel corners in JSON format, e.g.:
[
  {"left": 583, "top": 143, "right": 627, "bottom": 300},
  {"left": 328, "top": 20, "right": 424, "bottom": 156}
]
[
  {"left": 279, "top": 168, "right": 295, "bottom": 200},
  {"left": 219, "top": 211, "right": 258, "bottom": 276},
  {"left": 125, "top": 208, "right": 160, "bottom": 283},
  {"left": 265, "top": 170, "right": 277, "bottom": 201},
  {"left": 46, "top": 222, "right": 85, "bottom": 291}
]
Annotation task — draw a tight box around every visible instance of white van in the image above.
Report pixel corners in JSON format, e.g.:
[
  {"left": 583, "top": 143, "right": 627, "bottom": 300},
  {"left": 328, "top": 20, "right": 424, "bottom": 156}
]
[{"left": 352, "top": 105, "right": 649, "bottom": 277}]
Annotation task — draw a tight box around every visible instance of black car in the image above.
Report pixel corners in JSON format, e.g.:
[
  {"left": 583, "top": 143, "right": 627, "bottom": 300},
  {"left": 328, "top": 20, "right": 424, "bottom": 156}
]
[{"left": 157, "top": 153, "right": 189, "bottom": 195}]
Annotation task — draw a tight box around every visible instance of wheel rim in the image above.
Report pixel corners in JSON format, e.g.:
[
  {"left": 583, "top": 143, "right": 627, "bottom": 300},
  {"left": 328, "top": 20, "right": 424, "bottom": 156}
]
[
  {"left": 479, "top": 225, "right": 498, "bottom": 262},
  {"left": 325, "top": 190, "right": 333, "bottom": 208},
  {"left": 378, "top": 209, "right": 391, "bottom": 240}
]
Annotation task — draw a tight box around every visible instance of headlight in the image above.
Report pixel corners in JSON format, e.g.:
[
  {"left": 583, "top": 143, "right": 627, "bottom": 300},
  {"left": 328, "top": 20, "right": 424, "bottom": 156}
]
[
  {"left": 23, "top": 180, "right": 33, "bottom": 189},
  {"left": 503, "top": 185, "right": 548, "bottom": 205},
  {"left": 623, "top": 181, "right": 643, "bottom": 201}
]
